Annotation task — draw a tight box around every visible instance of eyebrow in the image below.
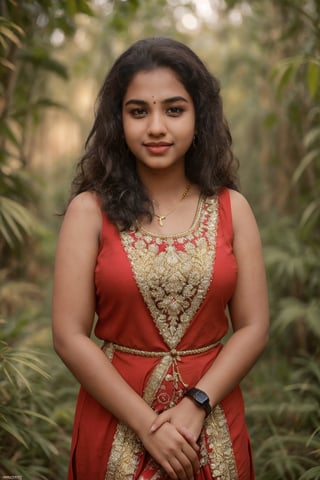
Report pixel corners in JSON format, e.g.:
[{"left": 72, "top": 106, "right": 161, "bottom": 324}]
[{"left": 124, "top": 96, "right": 189, "bottom": 106}]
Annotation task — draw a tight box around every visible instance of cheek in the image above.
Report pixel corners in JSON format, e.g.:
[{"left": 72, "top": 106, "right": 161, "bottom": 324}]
[
  {"left": 181, "top": 123, "right": 196, "bottom": 141},
  {"left": 122, "top": 119, "right": 135, "bottom": 144},
  {"left": 123, "top": 118, "right": 142, "bottom": 137}
]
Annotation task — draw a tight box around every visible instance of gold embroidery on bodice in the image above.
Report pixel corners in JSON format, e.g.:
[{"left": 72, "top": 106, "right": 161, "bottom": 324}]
[{"left": 120, "top": 197, "right": 218, "bottom": 349}]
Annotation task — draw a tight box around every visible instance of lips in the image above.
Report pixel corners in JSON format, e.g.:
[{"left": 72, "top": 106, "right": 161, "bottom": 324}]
[{"left": 143, "top": 142, "right": 172, "bottom": 154}]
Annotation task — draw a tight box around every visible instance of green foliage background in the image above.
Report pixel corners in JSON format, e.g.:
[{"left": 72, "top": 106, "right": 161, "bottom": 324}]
[{"left": 0, "top": 0, "right": 319, "bottom": 478}]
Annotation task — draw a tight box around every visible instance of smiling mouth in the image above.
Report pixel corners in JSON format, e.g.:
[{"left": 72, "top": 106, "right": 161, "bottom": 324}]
[
  {"left": 143, "top": 142, "right": 172, "bottom": 154},
  {"left": 143, "top": 142, "right": 173, "bottom": 146}
]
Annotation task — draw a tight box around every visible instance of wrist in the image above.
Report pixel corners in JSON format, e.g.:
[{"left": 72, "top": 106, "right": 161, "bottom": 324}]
[
  {"left": 129, "top": 408, "right": 158, "bottom": 437},
  {"left": 182, "top": 396, "right": 207, "bottom": 421},
  {"left": 183, "top": 387, "right": 211, "bottom": 417}
]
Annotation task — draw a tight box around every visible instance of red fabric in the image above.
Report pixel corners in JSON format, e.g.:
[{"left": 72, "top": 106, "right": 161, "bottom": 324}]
[{"left": 67, "top": 189, "right": 254, "bottom": 479}]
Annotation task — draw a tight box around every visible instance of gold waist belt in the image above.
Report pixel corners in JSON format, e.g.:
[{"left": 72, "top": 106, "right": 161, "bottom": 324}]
[
  {"left": 103, "top": 340, "right": 222, "bottom": 407},
  {"left": 103, "top": 340, "right": 221, "bottom": 361}
]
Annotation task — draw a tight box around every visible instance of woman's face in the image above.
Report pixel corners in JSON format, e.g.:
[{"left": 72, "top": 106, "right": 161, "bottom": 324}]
[{"left": 122, "top": 67, "right": 196, "bottom": 176}]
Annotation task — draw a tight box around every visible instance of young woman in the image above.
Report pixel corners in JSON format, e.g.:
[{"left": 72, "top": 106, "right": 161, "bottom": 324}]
[{"left": 52, "top": 37, "right": 269, "bottom": 480}]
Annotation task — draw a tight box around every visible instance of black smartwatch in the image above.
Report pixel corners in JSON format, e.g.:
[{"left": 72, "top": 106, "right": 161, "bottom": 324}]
[{"left": 184, "top": 387, "right": 211, "bottom": 417}]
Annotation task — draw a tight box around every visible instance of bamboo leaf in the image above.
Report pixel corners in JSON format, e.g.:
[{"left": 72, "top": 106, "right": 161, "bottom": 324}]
[
  {"left": 278, "top": 63, "right": 295, "bottom": 94},
  {"left": 0, "top": 17, "right": 24, "bottom": 36},
  {"left": 292, "top": 149, "right": 319, "bottom": 184},
  {"left": 18, "top": 49, "right": 69, "bottom": 79},
  {"left": 271, "top": 57, "right": 301, "bottom": 96},
  {"left": 0, "top": 196, "right": 36, "bottom": 246},
  {"left": 0, "top": 120, "right": 20, "bottom": 147},
  {"left": 306, "top": 301, "right": 320, "bottom": 338},
  {"left": 274, "top": 298, "right": 308, "bottom": 334},
  {"left": 7, "top": 357, "right": 50, "bottom": 379},
  {"left": 0, "top": 57, "right": 15, "bottom": 70},
  {"left": 29, "top": 428, "right": 59, "bottom": 455},
  {"left": 0, "top": 221, "right": 14, "bottom": 247},
  {"left": 0, "top": 25, "right": 21, "bottom": 46},
  {"left": 0, "top": 206, "right": 24, "bottom": 242},
  {"left": 303, "top": 126, "right": 320, "bottom": 148},
  {"left": 77, "top": 0, "right": 94, "bottom": 15},
  {"left": 10, "top": 408, "right": 57, "bottom": 425},
  {"left": 2, "top": 365, "right": 15, "bottom": 386},
  {"left": 2, "top": 360, "right": 33, "bottom": 392},
  {"left": 300, "top": 466, "right": 320, "bottom": 479},
  {"left": 0, "top": 420, "right": 29, "bottom": 448},
  {"left": 0, "top": 34, "right": 8, "bottom": 50},
  {"left": 307, "top": 62, "right": 320, "bottom": 99},
  {"left": 13, "top": 98, "right": 67, "bottom": 118}
]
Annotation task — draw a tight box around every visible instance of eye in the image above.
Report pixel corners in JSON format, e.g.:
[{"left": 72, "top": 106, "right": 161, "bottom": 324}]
[
  {"left": 130, "top": 108, "right": 147, "bottom": 118},
  {"left": 167, "top": 106, "right": 184, "bottom": 116}
]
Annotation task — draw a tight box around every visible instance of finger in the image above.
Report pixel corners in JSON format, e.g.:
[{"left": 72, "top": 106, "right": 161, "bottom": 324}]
[
  {"left": 150, "top": 414, "right": 170, "bottom": 433},
  {"left": 162, "top": 460, "right": 178, "bottom": 480},
  {"left": 168, "top": 456, "right": 189, "bottom": 480},
  {"left": 179, "top": 442, "right": 200, "bottom": 475},
  {"left": 176, "top": 426, "right": 200, "bottom": 452}
]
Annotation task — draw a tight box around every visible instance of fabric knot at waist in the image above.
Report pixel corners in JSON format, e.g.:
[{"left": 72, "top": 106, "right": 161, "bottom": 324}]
[{"left": 102, "top": 340, "right": 221, "bottom": 361}]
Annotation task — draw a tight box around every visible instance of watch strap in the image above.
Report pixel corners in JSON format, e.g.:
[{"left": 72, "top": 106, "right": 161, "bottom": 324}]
[{"left": 184, "top": 387, "right": 211, "bottom": 417}]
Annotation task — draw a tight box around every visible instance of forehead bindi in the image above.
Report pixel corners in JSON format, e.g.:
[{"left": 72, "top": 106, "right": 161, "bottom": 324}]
[{"left": 123, "top": 68, "right": 191, "bottom": 105}]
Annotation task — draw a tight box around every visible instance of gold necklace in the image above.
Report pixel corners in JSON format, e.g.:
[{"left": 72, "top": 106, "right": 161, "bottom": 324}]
[{"left": 154, "top": 184, "right": 191, "bottom": 227}]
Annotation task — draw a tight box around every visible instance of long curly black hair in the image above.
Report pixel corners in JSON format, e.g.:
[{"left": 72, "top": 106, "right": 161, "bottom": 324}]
[{"left": 71, "top": 37, "right": 239, "bottom": 230}]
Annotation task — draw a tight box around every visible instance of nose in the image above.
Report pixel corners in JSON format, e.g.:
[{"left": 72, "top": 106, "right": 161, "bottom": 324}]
[{"left": 147, "top": 112, "right": 167, "bottom": 137}]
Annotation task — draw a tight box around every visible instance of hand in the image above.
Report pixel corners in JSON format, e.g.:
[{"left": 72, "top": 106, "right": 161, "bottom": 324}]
[
  {"left": 139, "top": 418, "right": 200, "bottom": 480},
  {"left": 150, "top": 397, "right": 206, "bottom": 445}
]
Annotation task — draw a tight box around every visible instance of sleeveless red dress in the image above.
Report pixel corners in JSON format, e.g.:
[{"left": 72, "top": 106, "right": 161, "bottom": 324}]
[{"left": 67, "top": 188, "right": 254, "bottom": 480}]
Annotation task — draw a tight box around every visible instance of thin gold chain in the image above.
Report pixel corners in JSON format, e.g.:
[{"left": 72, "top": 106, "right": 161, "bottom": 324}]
[{"left": 154, "top": 184, "right": 191, "bottom": 226}]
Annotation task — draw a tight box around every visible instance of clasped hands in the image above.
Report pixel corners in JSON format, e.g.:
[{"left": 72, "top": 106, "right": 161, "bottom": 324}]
[{"left": 140, "top": 397, "right": 206, "bottom": 480}]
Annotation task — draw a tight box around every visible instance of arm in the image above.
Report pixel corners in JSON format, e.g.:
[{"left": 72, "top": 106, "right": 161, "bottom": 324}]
[
  {"left": 196, "top": 190, "right": 269, "bottom": 403},
  {"left": 151, "top": 190, "right": 269, "bottom": 436},
  {"left": 52, "top": 192, "right": 199, "bottom": 480}
]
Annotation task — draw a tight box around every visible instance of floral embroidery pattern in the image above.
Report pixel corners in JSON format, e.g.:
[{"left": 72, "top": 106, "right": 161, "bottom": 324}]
[
  {"left": 200, "top": 406, "right": 238, "bottom": 479},
  {"left": 105, "top": 422, "right": 143, "bottom": 479},
  {"left": 120, "top": 197, "right": 218, "bottom": 349}
]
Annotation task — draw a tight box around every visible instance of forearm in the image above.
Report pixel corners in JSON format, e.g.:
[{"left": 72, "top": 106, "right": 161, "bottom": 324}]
[
  {"left": 196, "top": 324, "right": 268, "bottom": 408},
  {"left": 53, "top": 334, "right": 156, "bottom": 435}
]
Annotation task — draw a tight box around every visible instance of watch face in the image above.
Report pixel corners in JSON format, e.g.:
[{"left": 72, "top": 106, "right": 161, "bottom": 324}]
[{"left": 195, "top": 390, "right": 208, "bottom": 404}]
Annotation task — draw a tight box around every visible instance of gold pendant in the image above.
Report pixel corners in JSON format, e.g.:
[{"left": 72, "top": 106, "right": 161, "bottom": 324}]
[{"left": 158, "top": 216, "right": 166, "bottom": 226}]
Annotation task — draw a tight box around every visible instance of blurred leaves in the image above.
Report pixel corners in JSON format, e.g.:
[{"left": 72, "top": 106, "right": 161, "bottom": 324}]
[
  {"left": 0, "top": 0, "right": 320, "bottom": 478},
  {"left": 18, "top": 47, "right": 69, "bottom": 79},
  {"left": 0, "top": 196, "right": 36, "bottom": 247},
  {"left": 222, "top": 0, "right": 320, "bottom": 477},
  {"left": 0, "top": 1, "right": 92, "bottom": 475},
  {"left": 271, "top": 56, "right": 320, "bottom": 100}
]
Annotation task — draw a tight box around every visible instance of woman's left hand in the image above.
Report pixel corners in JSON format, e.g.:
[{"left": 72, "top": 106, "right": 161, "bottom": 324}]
[{"left": 150, "top": 397, "right": 206, "bottom": 448}]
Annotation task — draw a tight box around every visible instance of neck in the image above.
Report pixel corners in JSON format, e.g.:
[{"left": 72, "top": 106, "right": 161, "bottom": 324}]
[{"left": 138, "top": 169, "right": 189, "bottom": 202}]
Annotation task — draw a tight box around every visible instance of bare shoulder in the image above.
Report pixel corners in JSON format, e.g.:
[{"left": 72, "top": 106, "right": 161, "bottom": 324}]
[
  {"left": 65, "top": 191, "right": 101, "bottom": 223},
  {"left": 60, "top": 191, "right": 102, "bottom": 242},
  {"left": 228, "top": 189, "right": 252, "bottom": 216},
  {"left": 228, "top": 188, "right": 258, "bottom": 235},
  {"left": 67, "top": 191, "right": 100, "bottom": 215}
]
